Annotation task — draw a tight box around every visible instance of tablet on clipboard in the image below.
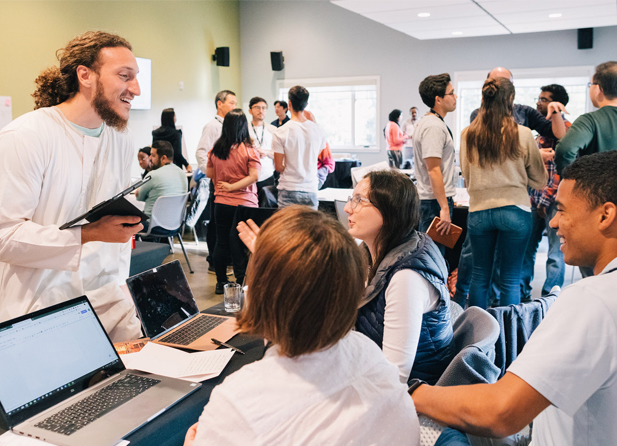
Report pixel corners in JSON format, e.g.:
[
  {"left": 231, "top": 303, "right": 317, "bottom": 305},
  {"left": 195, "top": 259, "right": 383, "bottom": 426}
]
[{"left": 59, "top": 177, "right": 151, "bottom": 230}]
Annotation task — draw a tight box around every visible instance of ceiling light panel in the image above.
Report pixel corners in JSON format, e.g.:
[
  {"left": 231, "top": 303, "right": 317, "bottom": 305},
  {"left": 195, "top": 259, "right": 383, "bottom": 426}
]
[{"left": 363, "top": 3, "right": 486, "bottom": 24}]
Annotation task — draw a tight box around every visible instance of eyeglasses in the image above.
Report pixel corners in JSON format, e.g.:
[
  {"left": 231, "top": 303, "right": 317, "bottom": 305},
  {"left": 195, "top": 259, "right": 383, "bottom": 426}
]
[
  {"left": 347, "top": 194, "right": 371, "bottom": 210},
  {"left": 444, "top": 91, "right": 456, "bottom": 96},
  {"left": 251, "top": 105, "right": 268, "bottom": 111},
  {"left": 587, "top": 82, "right": 598, "bottom": 88},
  {"left": 534, "top": 97, "right": 550, "bottom": 103}
]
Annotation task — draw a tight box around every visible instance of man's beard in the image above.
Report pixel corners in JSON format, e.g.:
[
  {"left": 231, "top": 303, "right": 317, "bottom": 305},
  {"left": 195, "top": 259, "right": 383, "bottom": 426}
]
[{"left": 93, "top": 80, "right": 128, "bottom": 131}]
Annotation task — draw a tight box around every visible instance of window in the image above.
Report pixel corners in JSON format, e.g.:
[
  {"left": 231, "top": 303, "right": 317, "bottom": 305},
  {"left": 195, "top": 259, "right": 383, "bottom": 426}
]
[
  {"left": 277, "top": 76, "right": 379, "bottom": 152},
  {"left": 453, "top": 66, "right": 595, "bottom": 150}
]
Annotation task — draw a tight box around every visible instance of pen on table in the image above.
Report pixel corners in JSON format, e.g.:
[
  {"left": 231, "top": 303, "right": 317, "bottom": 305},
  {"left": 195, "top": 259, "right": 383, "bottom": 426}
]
[{"left": 211, "top": 338, "right": 245, "bottom": 355}]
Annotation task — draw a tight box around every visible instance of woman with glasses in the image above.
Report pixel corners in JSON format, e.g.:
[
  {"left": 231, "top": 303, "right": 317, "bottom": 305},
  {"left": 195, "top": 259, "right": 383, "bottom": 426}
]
[
  {"left": 184, "top": 206, "right": 420, "bottom": 445},
  {"left": 345, "top": 170, "right": 455, "bottom": 385},
  {"left": 460, "top": 78, "right": 547, "bottom": 309},
  {"left": 206, "top": 109, "right": 261, "bottom": 294}
]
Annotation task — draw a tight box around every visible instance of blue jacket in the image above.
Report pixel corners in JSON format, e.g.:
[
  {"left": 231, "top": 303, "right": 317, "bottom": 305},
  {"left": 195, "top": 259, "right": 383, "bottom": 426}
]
[{"left": 356, "top": 232, "right": 455, "bottom": 385}]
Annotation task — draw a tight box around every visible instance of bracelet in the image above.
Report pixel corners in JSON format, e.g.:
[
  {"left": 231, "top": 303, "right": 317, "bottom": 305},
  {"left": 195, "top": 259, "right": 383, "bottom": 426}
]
[{"left": 407, "top": 378, "right": 428, "bottom": 396}]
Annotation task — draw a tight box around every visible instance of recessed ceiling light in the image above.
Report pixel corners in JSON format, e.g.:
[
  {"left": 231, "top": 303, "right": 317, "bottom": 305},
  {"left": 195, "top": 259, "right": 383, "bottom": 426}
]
[
  {"left": 418, "top": 12, "right": 431, "bottom": 18},
  {"left": 549, "top": 13, "right": 562, "bottom": 18},
  {"left": 452, "top": 31, "right": 463, "bottom": 35}
]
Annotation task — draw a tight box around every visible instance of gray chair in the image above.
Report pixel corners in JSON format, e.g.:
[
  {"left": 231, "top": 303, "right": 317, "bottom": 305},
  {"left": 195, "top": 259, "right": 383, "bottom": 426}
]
[
  {"left": 137, "top": 192, "right": 193, "bottom": 274},
  {"left": 334, "top": 199, "right": 349, "bottom": 230}
]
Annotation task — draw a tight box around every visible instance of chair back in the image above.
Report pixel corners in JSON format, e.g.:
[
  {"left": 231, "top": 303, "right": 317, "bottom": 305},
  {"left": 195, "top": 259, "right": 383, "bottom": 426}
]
[
  {"left": 334, "top": 200, "right": 349, "bottom": 230},
  {"left": 149, "top": 193, "right": 190, "bottom": 231},
  {"left": 350, "top": 161, "right": 390, "bottom": 187}
]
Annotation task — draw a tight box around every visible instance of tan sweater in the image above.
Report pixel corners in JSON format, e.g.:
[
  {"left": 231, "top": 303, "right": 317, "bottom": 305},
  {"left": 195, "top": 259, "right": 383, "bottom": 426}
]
[{"left": 460, "top": 124, "right": 547, "bottom": 212}]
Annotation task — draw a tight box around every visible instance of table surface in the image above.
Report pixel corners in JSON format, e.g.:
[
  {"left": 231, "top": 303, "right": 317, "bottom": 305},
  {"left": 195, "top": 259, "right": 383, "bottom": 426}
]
[{"left": 317, "top": 188, "right": 353, "bottom": 203}]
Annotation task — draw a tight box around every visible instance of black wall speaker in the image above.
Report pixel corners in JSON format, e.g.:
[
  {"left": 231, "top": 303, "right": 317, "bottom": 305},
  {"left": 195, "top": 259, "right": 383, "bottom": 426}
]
[
  {"left": 213, "top": 47, "right": 230, "bottom": 67},
  {"left": 578, "top": 28, "right": 593, "bottom": 50},
  {"left": 271, "top": 51, "right": 284, "bottom": 71}
]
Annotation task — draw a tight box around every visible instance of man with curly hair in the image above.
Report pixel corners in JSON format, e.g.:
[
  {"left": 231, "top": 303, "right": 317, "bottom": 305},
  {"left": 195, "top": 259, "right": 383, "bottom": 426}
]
[{"left": 0, "top": 31, "right": 143, "bottom": 341}]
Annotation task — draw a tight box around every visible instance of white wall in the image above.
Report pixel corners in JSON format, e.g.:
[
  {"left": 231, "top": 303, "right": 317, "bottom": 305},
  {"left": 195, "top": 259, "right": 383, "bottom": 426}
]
[{"left": 240, "top": 0, "right": 617, "bottom": 166}]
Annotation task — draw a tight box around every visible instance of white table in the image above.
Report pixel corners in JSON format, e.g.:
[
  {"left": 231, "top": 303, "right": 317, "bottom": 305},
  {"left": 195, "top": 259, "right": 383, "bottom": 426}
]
[{"left": 317, "top": 188, "right": 353, "bottom": 203}]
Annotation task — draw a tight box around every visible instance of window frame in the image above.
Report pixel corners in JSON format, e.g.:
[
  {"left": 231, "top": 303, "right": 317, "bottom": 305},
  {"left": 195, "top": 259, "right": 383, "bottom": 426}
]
[{"left": 276, "top": 75, "right": 381, "bottom": 153}]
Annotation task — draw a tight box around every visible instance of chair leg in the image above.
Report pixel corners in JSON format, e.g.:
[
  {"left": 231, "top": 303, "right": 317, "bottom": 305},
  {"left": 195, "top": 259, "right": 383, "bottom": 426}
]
[
  {"left": 167, "top": 237, "right": 175, "bottom": 254},
  {"left": 192, "top": 226, "right": 199, "bottom": 246},
  {"left": 176, "top": 234, "right": 194, "bottom": 274}
]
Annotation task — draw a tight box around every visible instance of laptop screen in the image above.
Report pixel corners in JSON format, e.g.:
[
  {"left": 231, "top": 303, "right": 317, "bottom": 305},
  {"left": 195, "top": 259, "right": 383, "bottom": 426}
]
[
  {"left": 126, "top": 260, "right": 199, "bottom": 339},
  {"left": 0, "top": 297, "right": 123, "bottom": 427}
]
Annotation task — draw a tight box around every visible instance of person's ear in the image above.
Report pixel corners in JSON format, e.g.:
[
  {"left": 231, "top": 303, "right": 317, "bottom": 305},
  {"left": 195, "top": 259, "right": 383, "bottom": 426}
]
[
  {"left": 76, "top": 65, "right": 96, "bottom": 91},
  {"left": 598, "top": 202, "right": 617, "bottom": 232}
]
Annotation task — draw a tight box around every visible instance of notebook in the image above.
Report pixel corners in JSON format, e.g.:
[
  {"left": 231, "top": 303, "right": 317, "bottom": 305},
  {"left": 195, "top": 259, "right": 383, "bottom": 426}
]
[
  {"left": 126, "top": 260, "right": 237, "bottom": 351},
  {"left": 0, "top": 296, "right": 200, "bottom": 446},
  {"left": 426, "top": 217, "right": 463, "bottom": 249}
]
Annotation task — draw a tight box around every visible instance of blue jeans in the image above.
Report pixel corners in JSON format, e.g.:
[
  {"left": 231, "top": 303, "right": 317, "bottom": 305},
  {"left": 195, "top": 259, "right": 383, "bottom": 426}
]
[
  {"left": 435, "top": 428, "right": 471, "bottom": 446},
  {"left": 419, "top": 197, "right": 454, "bottom": 256},
  {"left": 468, "top": 206, "right": 532, "bottom": 309},
  {"left": 277, "top": 189, "right": 318, "bottom": 210},
  {"left": 520, "top": 202, "right": 565, "bottom": 300}
]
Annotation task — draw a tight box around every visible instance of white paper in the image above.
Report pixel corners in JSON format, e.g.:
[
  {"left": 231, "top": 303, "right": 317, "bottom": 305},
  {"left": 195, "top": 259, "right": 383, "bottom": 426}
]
[{"left": 122, "top": 343, "right": 235, "bottom": 382}]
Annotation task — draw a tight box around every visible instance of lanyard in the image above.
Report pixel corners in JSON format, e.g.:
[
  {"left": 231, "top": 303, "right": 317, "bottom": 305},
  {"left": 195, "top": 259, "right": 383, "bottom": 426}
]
[
  {"left": 251, "top": 123, "right": 265, "bottom": 146},
  {"left": 430, "top": 109, "right": 453, "bottom": 140}
]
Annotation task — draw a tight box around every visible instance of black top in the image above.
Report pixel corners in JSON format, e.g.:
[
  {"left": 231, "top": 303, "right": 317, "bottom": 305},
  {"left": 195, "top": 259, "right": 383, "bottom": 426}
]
[
  {"left": 271, "top": 115, "right": 290, "bottom": 128},
  {"left": 152, "top": 126, "right": 189, "bottom": 169}
]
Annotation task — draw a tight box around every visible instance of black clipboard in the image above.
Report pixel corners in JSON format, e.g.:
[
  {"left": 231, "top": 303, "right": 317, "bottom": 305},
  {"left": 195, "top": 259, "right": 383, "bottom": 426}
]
[{"left": 59, "top": 177, "right": 151, "bottom": 230}]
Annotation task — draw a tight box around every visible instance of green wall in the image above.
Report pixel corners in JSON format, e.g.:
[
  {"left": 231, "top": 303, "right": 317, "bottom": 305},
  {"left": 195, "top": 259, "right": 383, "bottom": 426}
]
[{"left": 0, "top": 0, "right": 241, "bottom": 167}]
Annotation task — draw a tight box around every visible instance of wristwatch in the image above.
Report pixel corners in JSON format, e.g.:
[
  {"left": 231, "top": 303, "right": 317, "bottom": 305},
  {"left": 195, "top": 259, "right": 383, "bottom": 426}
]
[{"left": 407, "top": 378, "right": 427, "bottom": 396}]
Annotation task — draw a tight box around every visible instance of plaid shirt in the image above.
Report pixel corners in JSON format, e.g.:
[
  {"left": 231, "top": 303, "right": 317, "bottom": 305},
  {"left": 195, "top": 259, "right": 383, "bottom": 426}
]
[{"left": 529, "top": 117, "right": 571, "bottom": 208}]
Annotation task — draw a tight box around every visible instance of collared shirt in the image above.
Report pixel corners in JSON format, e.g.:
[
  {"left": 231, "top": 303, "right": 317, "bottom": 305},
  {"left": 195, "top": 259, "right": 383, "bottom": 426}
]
[
  {"left": 195, "top": 115, "right": 224, "bottom": 173},
  {"left": 271, "top": 115, "right": 290, "bottom": 128}
]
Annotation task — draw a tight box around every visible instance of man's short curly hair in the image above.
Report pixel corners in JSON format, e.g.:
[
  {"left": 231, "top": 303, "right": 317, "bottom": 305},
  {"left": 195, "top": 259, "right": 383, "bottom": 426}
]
[{"left": 32, "top": 31, "right": 132, "bottom": 109}]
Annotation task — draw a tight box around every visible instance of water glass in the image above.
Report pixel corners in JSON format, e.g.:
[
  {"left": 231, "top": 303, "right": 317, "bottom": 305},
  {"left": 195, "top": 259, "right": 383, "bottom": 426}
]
[{"left": 224, "top": 283, "right": 243, "bottom": 313}]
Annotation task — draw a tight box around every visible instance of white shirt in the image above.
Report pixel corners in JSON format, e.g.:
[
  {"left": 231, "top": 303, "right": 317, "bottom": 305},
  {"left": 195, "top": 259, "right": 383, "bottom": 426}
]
[
  {"left": 0, "top": 107, "right": 141, "bottom": 342},
  {"left": 248, "top": 122, "right": 276, "bottom": 182},
  {"left": 193, "top": 331, "right": 420, "bottom": 445},
  {"left": 401, "top": 118, "right": 417, "bottom": 146},
  {"left": 195, "top": 115, "right": 223, "bottom": 173},
  {"left": 272, "top": 120, "right": 327, "bottom": 193},
  {"left": 384, "top": 270, "right": 440, "bottom": 383},
  {"left": 508, "top": 257, "right": 617, "bottom": 446}
]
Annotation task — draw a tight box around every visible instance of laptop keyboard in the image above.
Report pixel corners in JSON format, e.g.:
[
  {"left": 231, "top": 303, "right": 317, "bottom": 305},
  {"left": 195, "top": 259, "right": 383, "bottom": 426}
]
[
  {"left": 34, "top": 374, "right": 160, "bottom": 436},
  {"left": 158, "top": 315, "right": 226, "bottom": 346}
]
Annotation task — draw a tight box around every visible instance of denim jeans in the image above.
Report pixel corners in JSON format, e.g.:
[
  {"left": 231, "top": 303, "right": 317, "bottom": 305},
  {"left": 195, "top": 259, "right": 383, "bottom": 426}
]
[
  {"left": 435, "top": 428, "right": 471, "bottom": 446},
  {"left": 520, "top": 202, "right": 565, "bottom": 300},
  {"left": 277, "top": 189, "right": 318, "bottom": 210},
  {"left": 468, "top": 206, "right": 532, "bottom": 309},
  {"left": 419, "top": 197, "right": 454, "bottom": 256}
]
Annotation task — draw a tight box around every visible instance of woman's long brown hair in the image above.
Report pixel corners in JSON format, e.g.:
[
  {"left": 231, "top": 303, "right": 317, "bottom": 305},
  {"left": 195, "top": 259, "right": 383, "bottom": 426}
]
[{"left": 465, "top": 77, "right": 520, "bottom": 167}]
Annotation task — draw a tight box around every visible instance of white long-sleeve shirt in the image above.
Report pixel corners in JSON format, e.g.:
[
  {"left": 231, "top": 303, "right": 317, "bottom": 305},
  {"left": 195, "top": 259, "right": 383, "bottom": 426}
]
[
  {"left": 195, "top": 116, "right": 223, "bottom": 173},
  {"left": 0, "top": 107, "right": 141, "bottom": 342}
]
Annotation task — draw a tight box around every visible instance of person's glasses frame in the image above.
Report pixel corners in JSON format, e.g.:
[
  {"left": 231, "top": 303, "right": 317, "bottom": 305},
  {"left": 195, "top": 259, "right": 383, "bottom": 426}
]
[
  {"left": 587, "top": 82, "right": 598, "bottom": 88},
  {"left": 347, "top": 194, "right": 371, "bottom": 210},
  {"left": 534, "top": 97, "right": 550, "bottom": 103}
]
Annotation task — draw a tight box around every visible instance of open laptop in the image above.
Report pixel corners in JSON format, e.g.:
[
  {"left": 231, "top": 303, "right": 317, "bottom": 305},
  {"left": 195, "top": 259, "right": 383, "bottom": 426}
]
[
  {"left": 126, "top": 260, "right": 237, "bottom": 351},
  {"left": 0, "top": 296, "right": 200, "bottom": 446}
]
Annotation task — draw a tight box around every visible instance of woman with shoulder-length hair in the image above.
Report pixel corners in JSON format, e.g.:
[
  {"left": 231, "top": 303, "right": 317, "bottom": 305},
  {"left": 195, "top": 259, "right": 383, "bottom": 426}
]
[
  {"left": 346, "top": 170, "right": 455, "bottom": 386},
  {"left": 152, "top": 108, "right": 192, "bottom": 172},
  {"left": 206, "top": 109, "right": 260, "bottom": 293},
  {"left": 460, "top": 77, "right": 547, "bottom": 309},
  {"left": 184, "top": 206, "right": 420, "bottom": 446},
  {"left": 385, "top": 109, "right": 407, "bottom": 169}
]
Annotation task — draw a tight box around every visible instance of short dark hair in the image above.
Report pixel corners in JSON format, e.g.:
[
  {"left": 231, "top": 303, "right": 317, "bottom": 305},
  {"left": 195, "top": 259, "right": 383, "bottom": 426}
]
[
  {"left": 151, "top": 140, "right": 174, "bottom": 160},
  {"left": 593, "top": 61, "right": 617, "bottom": 100},
  {"left": 562, "top": 151, "right": 617, "bottom": 209},
  {"left": 249, "top": 97, "right": 267, "bottom": 109},
  {"left": 388, "top": 109, "right": 402, "bottom": 123},
  {"left": 540, "top": 84, "right": 569, "bottom": 106},
  {"left": 215, "top": 90, "right": 236, "bottom": 109},
  {"left": 138, "top": 146, "right": 151, "bottom": 156},
  {"left": 161, "top": 108, "right": 176, "bottom": 128},
  {"left": 288, "top": 86, "right": 309, "bottom": 112},
  {"left": 419, "top": 73, "right": 451, "bottom": 108},
  {"left": 364, "top": 170, "right": 420, "bottom": 282},
  {"left": 274, "top": 100, "right": 288, "bottom": 110},
  {"left": 236, "top": 206, "right": 366, "bottom": 358}
]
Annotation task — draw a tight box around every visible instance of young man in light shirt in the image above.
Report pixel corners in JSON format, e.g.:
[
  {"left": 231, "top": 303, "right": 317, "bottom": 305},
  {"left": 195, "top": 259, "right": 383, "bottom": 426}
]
[
  {"left": 411, "top": 151, "right": 617, "bottom": 445},
  {"left": 247, "top": 97, "right": 277, "bottom": 194}
]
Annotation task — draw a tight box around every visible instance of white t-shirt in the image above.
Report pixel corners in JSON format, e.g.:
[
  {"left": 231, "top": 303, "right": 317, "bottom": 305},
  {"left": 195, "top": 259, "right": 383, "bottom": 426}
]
[
  {"left": 413, "top": 114, "right": 457, "bottom": 200},
  {"left": 508, "top": 257, "right": 617, "bottom": 446},
  {"left": 384, "top": 270, "right": 440, "bottom": 383},
  {"left": 401, "top": 118, "right": 417, "bottom": 146},
  {"left": 195, "top": 116, "right": 223, "bottom": 173},
  {"left": 193, "top": 330, "right": 420, "bottom": 445},
  {"left": 248, "top": 123, "right": 276, "bottom": 182},
  {"left": 272, "top": 120, "right": 326, "bottom": 193}
]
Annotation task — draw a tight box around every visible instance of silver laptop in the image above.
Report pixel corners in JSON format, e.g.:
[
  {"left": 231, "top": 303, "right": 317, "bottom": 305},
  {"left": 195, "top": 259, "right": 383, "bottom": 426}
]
[
  {"left": 0, "top": 296, "right": 200, "bottom": 446},
  {"left": 126, "top": 260, "right": 237, "bottom": 351}
]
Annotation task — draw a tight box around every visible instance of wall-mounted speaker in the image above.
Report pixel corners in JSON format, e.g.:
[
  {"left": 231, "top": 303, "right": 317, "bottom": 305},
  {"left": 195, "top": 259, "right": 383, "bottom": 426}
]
[
  {"left": 212, "top": 47, "right": 230, "bottom": 67},
  {"left": 271, "top": 51, "right": 284, "bottom": 71},
  {"left": 578, "top": 28, "right": 593, "bottom": 50}
]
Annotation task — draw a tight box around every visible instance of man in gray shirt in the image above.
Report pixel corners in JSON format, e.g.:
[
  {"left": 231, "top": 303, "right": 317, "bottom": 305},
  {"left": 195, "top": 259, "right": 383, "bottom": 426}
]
[{"left": 414, "top": 73, "right": 457, "bottom": 255}]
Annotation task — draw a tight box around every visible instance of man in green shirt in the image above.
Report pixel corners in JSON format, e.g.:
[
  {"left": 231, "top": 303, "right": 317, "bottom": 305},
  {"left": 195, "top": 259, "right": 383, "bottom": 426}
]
[{"left": 555, "top": 61, "right": 617, "bottom": 175}]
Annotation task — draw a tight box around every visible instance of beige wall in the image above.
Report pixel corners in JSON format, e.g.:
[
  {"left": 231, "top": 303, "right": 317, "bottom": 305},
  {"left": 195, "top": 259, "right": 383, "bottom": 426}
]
[{"left": 0, "top": 0, "right": 241, "bottom": 172}]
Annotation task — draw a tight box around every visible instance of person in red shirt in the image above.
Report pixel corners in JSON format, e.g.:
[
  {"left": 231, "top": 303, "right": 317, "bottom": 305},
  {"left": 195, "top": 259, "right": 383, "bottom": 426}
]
[{"left": 385, "top": 109, "right": 408, "bottom": 169}]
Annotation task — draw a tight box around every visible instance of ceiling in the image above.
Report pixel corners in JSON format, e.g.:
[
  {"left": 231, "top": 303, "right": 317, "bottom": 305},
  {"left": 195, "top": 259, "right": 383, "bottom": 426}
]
[{"left": 330, "top": 0, "right": 617, "bottom": 40}]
